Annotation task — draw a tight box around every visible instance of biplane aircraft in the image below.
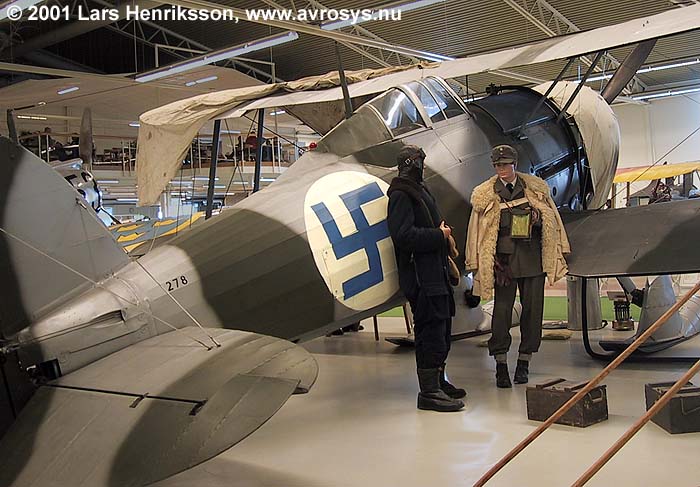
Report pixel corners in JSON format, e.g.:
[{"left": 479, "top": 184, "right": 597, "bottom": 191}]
[{"left": 3, "top": 5, "right": 700, "bottom": 486}]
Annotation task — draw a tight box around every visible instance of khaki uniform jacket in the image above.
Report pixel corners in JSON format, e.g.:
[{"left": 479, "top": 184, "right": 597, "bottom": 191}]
[{"left": 465, "top": 173, "right": 570, "bottom": 299}]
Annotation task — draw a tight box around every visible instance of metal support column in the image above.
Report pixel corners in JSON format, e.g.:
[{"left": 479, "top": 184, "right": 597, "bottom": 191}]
[
  {"left": 253, "top": 108, "right": 264, "bottom": 193},
  {"left": 205, "top": 119, "right": 221, "bottom": 220}
]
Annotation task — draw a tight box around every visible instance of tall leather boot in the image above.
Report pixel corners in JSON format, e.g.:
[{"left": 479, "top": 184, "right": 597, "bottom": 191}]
[
  {"left": 417, "top": 368, "right": 464, "bottom": 412},
  {"left": 496, "top": 362, "right": 512, "bottom": 388},
  {"left": 514, "top": 359, "right": 529, "bottom": 384},
  {"left": 439, "top": 364, "right": 467, "bottom": 399}
]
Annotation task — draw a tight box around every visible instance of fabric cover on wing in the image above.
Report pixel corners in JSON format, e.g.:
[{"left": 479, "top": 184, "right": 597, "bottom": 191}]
[
  {"left": 0, "top": 327, "right": 317, "bottom": 487},
  {"left": 563, "top": 200, "right": 700, "bottom": 277}
]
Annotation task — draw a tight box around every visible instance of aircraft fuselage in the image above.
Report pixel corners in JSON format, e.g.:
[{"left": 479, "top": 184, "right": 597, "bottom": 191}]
[{"left": 18, "top": 83, "right": 590, "bottom": 376}]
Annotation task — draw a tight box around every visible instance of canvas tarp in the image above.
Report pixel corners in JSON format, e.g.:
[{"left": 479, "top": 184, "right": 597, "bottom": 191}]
[{"left": 136, "top": 64, "right": 415, "bottom": 205}]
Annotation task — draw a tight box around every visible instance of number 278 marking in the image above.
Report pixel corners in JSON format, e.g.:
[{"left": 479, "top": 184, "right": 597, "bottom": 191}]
[{"left": 166, "top": 275, "right": 189, "bottom": 292}]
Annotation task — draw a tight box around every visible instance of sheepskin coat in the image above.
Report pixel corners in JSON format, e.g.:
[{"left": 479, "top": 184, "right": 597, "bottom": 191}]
[{"left": 465, "top": 173, "right": 570, "bottom": 299}]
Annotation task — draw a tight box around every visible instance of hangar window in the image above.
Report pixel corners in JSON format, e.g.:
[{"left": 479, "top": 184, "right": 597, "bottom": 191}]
[
  {"left": 423, "top": 78, "right": 466, "bottom": 118},
  {"left": 407, "top": 81, "right": 446, "bottom": 123},
  {"left": 369, "top": 89, "right": 424, "bottom": 136}
]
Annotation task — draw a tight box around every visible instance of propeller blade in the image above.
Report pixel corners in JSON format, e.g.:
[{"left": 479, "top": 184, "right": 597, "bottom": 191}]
[
  {"left": 78, "top": 108, "right": 93, "bottom": 167},
  {"left": 602, "top": 39, "right": 657, "bottom": 104}
]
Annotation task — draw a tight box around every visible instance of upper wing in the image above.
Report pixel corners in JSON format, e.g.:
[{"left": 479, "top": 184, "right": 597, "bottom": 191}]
[
  {"left": 136, "top": 5, "right": 700, "bottom": 205},
  {"left": 563, "top": 199, "right": 700, "bottom": 278},
  {"left": 0, "top": 327, "right": 317, "bottom": 487},
  {"left": 614, "top": 161, "right": 700, "bottom": 183},
  {"left": 227, "top": 4, "right": 700, "bottom": 115}
]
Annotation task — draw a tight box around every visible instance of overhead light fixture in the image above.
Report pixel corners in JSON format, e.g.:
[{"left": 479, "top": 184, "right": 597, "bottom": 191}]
[
  {"left": 638, "top": 58, "right": 700, "bottom": 73},
  {"left": 270, "top": 110, "right": 286, "bottom": 116},
  {"left": 260, "top": 177, "right": 277, "bottom": 182},
  {"left": 191, "top": 176, "right": 219, "bottom": 181},
  {"left": 221, "top": 129, "right": 240, "bottom": 134},
  {"left": 17, "top": 115, "right": 48, "bottom": 120},
  {"left": 136, "top": 31, "right": 299, "bottom": 83},
  {"left": 57, "top": 86, "right": 79, "bottom": 95},
  {"left": 321, "top": 0, "right": 444, "bottom": 30},
  {"left": 417, "top": 52, "right": 454, "bottom": 62},
  {"left": 580, "top": 58, "right": 700, "bottom": 84},
  {"left": 129, "top": 122, "right": 140, "bottom": 127},
  {"left": 632, "top": 86, "right": 700, "bottom": 101},
  {"left": 185, "top": 75, "right": 219, "bottom": 87},
  {"left": 97, "top": 179, "right": 120, "bottom": 184},
  {"left": 116, "top": 198, "right": 139, "bottom": 202}
]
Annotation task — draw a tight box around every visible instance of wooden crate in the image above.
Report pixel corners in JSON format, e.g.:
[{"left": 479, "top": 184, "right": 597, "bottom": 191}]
[
  {"left": 526, "top": 378, "right": 608, "bottom": 427},
  {"left": 645, "top": 381, "right": 700, "bottom": 434}
]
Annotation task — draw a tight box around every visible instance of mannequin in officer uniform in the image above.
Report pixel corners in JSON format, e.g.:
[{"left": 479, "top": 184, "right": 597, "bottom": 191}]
[
  {"left": 467, "top": 145, "right": 570, "bottom": 388},
  {"left": 387, "top": 145, "right": 465, "bottom": 412}
]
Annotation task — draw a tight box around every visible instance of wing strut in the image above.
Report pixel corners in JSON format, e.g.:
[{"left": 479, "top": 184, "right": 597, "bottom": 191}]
[
  {"left": 334, "top": 41, "right": 354, "bottom": 120},
  {"left": 516, "top": 56, "right": 577, "bottom": 139},
  {"left": 556, "top": 50, "right": 605, "bottom": 122}
]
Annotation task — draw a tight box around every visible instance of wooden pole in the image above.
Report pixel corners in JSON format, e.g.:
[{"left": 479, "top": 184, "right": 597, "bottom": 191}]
[
  {"left": 473, "top": 280, "right": 700, "bottom": 487},
  {"left": 572, "top": 358, "right": 700, "bottom": 486}
]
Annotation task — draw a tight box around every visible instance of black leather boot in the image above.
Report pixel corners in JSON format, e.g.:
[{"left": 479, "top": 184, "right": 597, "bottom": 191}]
[
  {"left": 417, "top": 368, "right": 464, "bottom": 412},
  {"left": 496, "top": 362, "right": 512, "bottom": 388},
  {"left": 514, "top": 359, "right": 529, "bottom": 384},
  {"left": 439, "top": 364, "right": 467, "bottom": 399}
]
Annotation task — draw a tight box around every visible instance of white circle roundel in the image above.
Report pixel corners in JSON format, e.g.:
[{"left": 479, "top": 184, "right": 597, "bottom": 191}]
[{"left": 304, "top": 171, "right": 398, "bottom": 311}]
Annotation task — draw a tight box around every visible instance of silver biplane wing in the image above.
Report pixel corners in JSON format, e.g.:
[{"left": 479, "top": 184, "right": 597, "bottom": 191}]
[
  {"left": 0, "top": 327, "right": 317, "bottom": 487},
  {"left": 563, "top": 199, "right": 700, "bottom": 278},
  {"left": 137, "top": 4, "right": 700, "bottom": 205}
]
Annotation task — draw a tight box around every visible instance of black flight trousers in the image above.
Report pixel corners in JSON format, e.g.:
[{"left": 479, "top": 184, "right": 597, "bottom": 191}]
[
  {"left": 410, "top": 292, "right": 452, "bottom": 369},
  {"left": 488, "top": 273, "right": 545, "bottom": 357}
]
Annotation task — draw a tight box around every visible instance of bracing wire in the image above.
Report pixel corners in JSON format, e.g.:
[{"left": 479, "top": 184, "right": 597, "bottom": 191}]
[{"left": 0, "top": 224, "right": 213, "bottom": 350}]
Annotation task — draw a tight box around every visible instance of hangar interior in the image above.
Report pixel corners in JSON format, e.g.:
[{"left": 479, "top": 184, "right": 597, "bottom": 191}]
[{"left": 2, "top": 0, "right": 700, "bottom": 486}]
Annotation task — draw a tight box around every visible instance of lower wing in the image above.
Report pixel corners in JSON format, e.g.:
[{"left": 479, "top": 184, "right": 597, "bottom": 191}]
[
  {"left": 562, "top": 199, "right": 700, "bottom": 278},
  {"left": 0, "top": 327, "right": 317, "bottom": 487}
]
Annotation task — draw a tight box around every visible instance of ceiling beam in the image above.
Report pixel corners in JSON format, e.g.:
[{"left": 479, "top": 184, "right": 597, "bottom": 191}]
[
  {"left": 0, "top": 0, "right": 162, "bottom": 60},
  {"left": 162, "top": 0, "right": 468, "bottom": 61},
  {"left": 0, "top": 60, "right": 220, "bottom": 93},
  {"left": 502, "top": 0, "right": 647, "bottom": 94},
  {"left": 215, "top": 0, "right": 474, "bottom": 93}
]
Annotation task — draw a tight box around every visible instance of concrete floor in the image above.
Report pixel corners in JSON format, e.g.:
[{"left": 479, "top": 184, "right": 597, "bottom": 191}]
[{"left": 159, "top": 318, "right": 700, "bottom": 487}]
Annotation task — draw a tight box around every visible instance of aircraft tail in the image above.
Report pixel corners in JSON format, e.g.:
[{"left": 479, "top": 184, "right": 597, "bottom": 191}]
[{"left": 0, "top": 135, "right": 129, "bottom": 339}]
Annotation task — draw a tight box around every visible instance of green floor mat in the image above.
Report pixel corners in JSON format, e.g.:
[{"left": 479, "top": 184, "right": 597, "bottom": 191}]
[{"left": 378, "top": 296, "right": 641, "bottom": 322}]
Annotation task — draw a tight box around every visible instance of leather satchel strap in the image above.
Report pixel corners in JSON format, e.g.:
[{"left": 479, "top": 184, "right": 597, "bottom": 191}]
[{"left": 499, "top": 197, "right": 529, "bottom": 211}]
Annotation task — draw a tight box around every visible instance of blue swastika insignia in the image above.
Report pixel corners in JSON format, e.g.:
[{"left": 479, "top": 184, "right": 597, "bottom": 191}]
[{"left": 311, "top": 182, "right": 390, "bottom": 300}]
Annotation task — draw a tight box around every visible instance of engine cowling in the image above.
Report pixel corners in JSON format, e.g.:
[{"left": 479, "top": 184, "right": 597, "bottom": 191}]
[{"left": 534, "top": 81, "right": 620, "bottom": 210}]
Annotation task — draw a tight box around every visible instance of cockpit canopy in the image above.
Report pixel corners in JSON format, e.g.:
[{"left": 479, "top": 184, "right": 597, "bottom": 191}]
[
  {"left": 317, "top": 76, "right": 468, "bottom": 159},
  {"left": 366, "top": 77, "right": 468, "bottom": 137}
]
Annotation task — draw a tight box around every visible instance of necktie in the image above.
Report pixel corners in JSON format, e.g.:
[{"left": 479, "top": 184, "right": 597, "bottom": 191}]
[{"left": 506, "top": 183, "right": 514, "bottom": 193}]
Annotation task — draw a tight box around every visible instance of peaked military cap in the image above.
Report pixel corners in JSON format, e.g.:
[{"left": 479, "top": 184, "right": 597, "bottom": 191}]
[{"left": 491, "top": 144, "right": 518, "bottom": 165}]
